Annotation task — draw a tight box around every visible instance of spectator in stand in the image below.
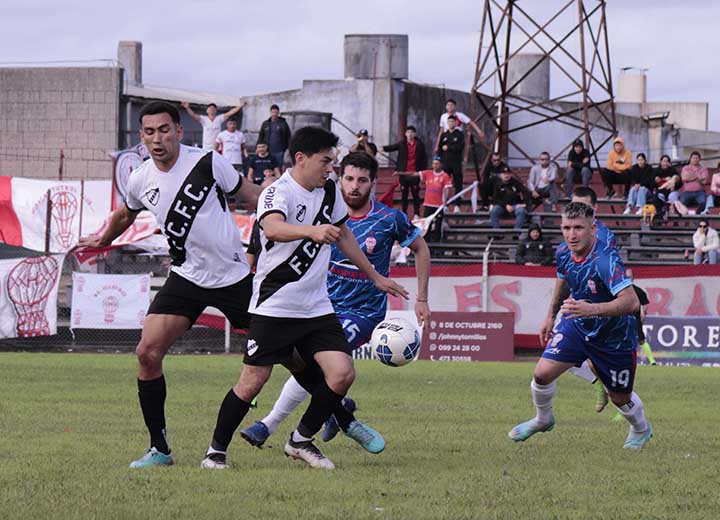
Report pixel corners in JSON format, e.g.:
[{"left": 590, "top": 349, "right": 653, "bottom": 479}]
[
  {"left": 382, "top": 126, "right": 428, "bottom": 217},
  {"left": 438, "top": 115, "right": 465, "bottom": 211},
  {"left": 393, "top": 156, "right": 452, "bottom": 241},
  {"left": 247, "top": 141, "right": 281, "bottom": 185},
  {"left": 623, "top": 153, "right": 655, "bottom": 215},
  {"left": 673, "top": 151, "right": 708, "bottom": 215},
  {"left": 481, "top": 152, "right": 507, "bottom": 208},
  {"left": 350, "top": 129, "right": 378, "bottom": 156},
  {"left": 181, "top": 101, "right": 244, "bottom": 150},
  {"left": 527, "top": 151, "right": 559, "bottom": 209},
  {"left": 566, "top": 139, "right": 592, "bottom": 197},
  {"left": 601, "top": 136, "right": 632, "bottom": 198},
  {"left": 257, "top": 104, "right": 292, "bottom": 167},
  {"left": 515, "top": 223, "right": 553, "bottom": 266},
  {"left": 692, "top": 219, "right": 718, "bottom": 264},
  {"left": 653, "top": 154, "right": 680, "bottom": 205},
  {"left": 215, "top": 118, "right": 248, "bottom": 172},
  {"left": 490, "top": 165, "right": 531, "bottom": 229},
  {"left": 434, "top": 98, "right": 485, "bottom": 153},
  {"left": 701, "top": 163, "right": 720, "bottom": 215}
]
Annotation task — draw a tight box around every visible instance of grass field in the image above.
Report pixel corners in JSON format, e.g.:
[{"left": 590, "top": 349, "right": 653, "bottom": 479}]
[{"left": 1, "top": 353, "right": 718, "bottom": 520}]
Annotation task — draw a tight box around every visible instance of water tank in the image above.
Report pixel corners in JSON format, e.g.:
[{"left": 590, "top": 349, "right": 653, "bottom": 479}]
[
  {"left": 118, "top": 41, "right": 142, "bottom": 85},
  {"left": 281, "top": 111, "right": 333, "bottom": 134},
  {"left": 344, "top": 34, "right": 408, "bottom": 80},
  {"left": 616, "top": 70, "right": 647, "bottom": 103},
  {"left": 506, "top": 54, "right": 550, "bottom": 100}
]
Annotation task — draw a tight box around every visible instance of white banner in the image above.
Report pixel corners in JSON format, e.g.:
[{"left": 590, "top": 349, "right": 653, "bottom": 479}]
[
  {"left": 71, "top": 273, "right": 151, "bottom": 329},
  {"left": 0, "top": 254, "right": 64, "bottom": 339}
]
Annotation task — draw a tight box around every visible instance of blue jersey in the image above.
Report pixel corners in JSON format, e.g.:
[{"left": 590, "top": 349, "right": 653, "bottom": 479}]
[
  {"left": 328, "top": 201, "right": 420, "bottom": 322},
  {"left": 555, "top": 238, "right": 637, "bottom": 350},
  {"left": 595, "top": 219, "right": 617, "bottom": 252}
]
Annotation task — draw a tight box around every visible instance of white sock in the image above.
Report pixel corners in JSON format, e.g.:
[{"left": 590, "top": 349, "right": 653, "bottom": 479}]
[
  {"left": 206, "top": 446, "right": 225, "bottom": 455},
  {"left": 531, "top": 379, "right": 556, "bottom": 424},
  {"left": 262, "top": 376, "right": 310, "bottom": 434},
  {"left": 291, "top": 430, "right": 312, "bottom": 443},
  {"left": 568, "top": 361, "right": 597, "bottom": 383},
  {"left": 616, "top": 392, "right": 648, "bottom": 433}
]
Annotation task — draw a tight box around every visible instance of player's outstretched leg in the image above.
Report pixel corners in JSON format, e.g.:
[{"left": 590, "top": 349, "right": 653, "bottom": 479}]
[
  {"left": 611, "top": 391, "right": 653, "bottom": 449},
  {"left": 509, "top": 379, "right": 557, "bottom": 442},
  {"left": 321, "top": 396, "right": 356, "bottom": 442}
]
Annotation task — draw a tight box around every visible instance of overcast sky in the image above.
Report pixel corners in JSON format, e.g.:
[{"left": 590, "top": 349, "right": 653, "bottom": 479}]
[{"left": 3, "top": 1, "right": 718, "bottom": 130}]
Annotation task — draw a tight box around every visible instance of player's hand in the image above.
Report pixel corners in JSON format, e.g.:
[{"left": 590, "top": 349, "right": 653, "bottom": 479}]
[
  {"left": 539, "top": 315, "right": 555, "bottom": 345},
  {"left": 414, "top": 300, "right": 431, "bottom": 327},
  {"left": 442, "top": 145, "right": 448, "bottom": 151},
  {"left": 373, "top": 276, "right": 409, "bottom": 299},
  {"left": 560, "top": 296, "right": 595, "bottom": 319},
  {"left": 76, "top": 235, "right": 108, "bottom": 250},
  {"left": 309, "top": 225, "right": 341, "bottom": 244},
  {"left": 181, "top": 101, "right": 189, "bottom": 109}
]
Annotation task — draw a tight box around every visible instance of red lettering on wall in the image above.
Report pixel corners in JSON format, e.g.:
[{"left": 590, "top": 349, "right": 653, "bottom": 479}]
[
  {"left": 686, "top": 283, "right": 710, "bottom": 316},
  {"left": 645, "top": 287, "right": 671, "bottom": 316},
  {"left": 454, "top": 282, "right": 482, "bottom": 312},
  {"left": 491, "top": 281, "right": 520, "bottom": 317}
]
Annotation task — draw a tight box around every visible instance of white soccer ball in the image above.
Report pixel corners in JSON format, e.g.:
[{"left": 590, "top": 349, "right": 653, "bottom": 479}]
[{"left": 371, "top": 317, "right": 421, "bottom": 367}]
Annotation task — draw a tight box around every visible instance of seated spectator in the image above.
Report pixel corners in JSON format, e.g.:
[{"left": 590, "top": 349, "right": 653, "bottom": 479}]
[
  {"left": 673, "top": 151, "right": 708, "bottom": 215},
  {"left": 527, "top": 151, "right": 559, "bottom": 209},
  {"left": 382, "top": 126, "right": 428, "bottom": 217},
  {"left": 692, "top": 220, "right": 718, "bottom": 264},
  {"left": 350, "top": 129, "right": 378, "bottom": 156},
  {"left": 247, "top": 142, "right": 281, "bottom": 185},
  {"left": 481, "top": 152, "right": 507, "bottom": 208},
  {"left": 624, "top": 153, "right": 655, "bottom": 215},
  {"left": 653, "top": 154, "right": 680, "bottom": 204},
  {"left": 566, "top": 139, "right": 592, "bottom": 197},
  {"left": 515, "top": 223, "right": 553, "bottom": 266},
  {"left": 701, "top": 163, "right": 720, "bottom": 215},
  {"left": 601, "top": 136, "right": 632, "bottom": 198},
  {"left": 490, "top": 166, "right": 531, "bottom": 229}
]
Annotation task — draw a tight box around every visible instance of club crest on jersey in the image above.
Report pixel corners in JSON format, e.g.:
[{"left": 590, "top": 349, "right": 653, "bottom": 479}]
[
  {"left": 296, "top": 204, "right": 307, "bottom": 222},
  {"left": 365, "top": 236, "right": 377, "bottom": 254},
  {"left": 246, "top": 339, "right": 258, "bottom": 357},
  {"left": 144, "top": 187, "right": 160, "bottom": 206},
  {"left": 587, "top": 280, "right": 597, "bottom": 294}
]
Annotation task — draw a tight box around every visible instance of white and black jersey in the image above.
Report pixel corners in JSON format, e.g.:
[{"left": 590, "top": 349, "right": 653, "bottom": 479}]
[
  {"left": 124, "top": 145, "right": 249, "bottom": 289},
  {"left": 249, "top": 170, "right": 349, "bottom": 318}
]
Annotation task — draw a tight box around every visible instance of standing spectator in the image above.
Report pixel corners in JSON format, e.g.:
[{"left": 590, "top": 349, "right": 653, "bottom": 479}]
[
  {"left": 382, "top": 126, "right": 428, "bottom": 216},
  {"left": 527, "top": 151, "right": 559, "bottom": 209},
  {"left": 434, "top": 98, "right": 485, "bottom": 152},
  {"left": 257, "top": 104, "right": 292, "bottom": 167},
  {"left": 215, "top": 119, "right": 248, "bottom": 172},
  {"left": 350, "top": 129, "right": 378, "bottom": 156},
  {"left": 601, "top": 136, "right": 632, "bottom": 198},
  {"left": 490, "top": 166, "right": 531, "bottom": 229},
  {"left": 181, "top": 101, "right": 244, "bottom": 150},
  {"left": 393, "top": 157, "right": 452, "bottom": 241},
  {"left": 515, "top": 223, "right": 553, "bottom": 266},
  {"left": 566, "top": 139, "right": 592, "bottom": 197},
  {"left": 692, "top": 220, "right": 718, "bottom": 264},
  {"left": 701, "top": 163, "right": 720, "bottom": 215},
  {"left": 623, "top": 153, "right": 655, "bottom": 215},
  {"left": 653, "top": 154, "right": 680, "bottom": 204},
  {"left": 673, "top": 151, "right": 708, "bottom": 215},
  {"left": 481, "top": 152, "right": 507, "bottom": 208},
  {"left": 247, "top": 142, "right": 281, "bottom": 185},
  {"left": 438, "top": 116, "right": 465, "bottom": 211}
]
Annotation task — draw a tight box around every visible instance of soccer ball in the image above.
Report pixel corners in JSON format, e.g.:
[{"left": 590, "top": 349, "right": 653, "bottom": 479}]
[{"left": 371, "top": 317, "right": 421, "bottom": 367}]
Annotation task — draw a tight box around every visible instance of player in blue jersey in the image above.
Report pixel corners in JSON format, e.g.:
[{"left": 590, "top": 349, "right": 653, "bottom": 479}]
[
  {"left": 241, "top": 151, "right": 431, "bottom": 451},
  {"left": 510, "top": 202, "right": 653, "bottom": 449}
]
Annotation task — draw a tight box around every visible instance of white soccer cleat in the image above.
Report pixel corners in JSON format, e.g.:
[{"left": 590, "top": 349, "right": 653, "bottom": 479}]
[
  {"left": 200, "top": 452, "right": 228, "bottom": 469},
  {"left": 284, "top": 437, "right": 335, "bottom": 469}
]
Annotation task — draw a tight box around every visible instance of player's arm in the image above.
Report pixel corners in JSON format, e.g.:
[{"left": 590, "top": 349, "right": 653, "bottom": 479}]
[
  {"left": 262, "top": 213, "right": 340, "bottom": 244},
  {"left": 336, "top": 223, "right": 409, "bottom": 299},
  {"left": 181, "top": 101, "right": 201, "bottom": 122},
  {"left": 467, "top": 119, "right": 485, "bottom": 141},
  {"left": 560, "top": 285, "right": 639, "bottom": 319},
  {"left": 540, "top": 277, "right": 570, "bottom": 345},
  {"left": 77, "top": 204, "right": 139, "bottom": 249},
  {"left": 392, "top": 170, "right": 420, "bottom": 177},
  {"left": 408, "top": 235, "right": 431, "bottom": 326}
]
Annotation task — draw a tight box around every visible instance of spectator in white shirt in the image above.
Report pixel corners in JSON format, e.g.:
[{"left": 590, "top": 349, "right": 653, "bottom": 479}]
[
  {"left": 434, "top": 98, "right": 484, "bottom": 153},
  {"left": 215, "top": 119, "right": 248, "bottom": 172},
  {"left": 527, "top": 151, "right": 559, "bottom": 209},
  {"left": 692, "top": 220, "right": 719, "bottom": 265},
  {"left": 181, "top": 101, "right": 245, "bottom": 150}
]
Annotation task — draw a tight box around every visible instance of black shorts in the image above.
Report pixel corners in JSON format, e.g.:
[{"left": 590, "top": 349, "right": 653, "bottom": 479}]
[
  {"left": 147, "top": 271, "right": 253, "bottom": 329},
  {"left": 244, "top": 313, "right": 350, "bottom": 366}
]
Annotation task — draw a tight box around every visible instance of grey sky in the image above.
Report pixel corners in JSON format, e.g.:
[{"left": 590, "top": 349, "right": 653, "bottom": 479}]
[{"left": 3, "top": 1, "right": 718, "bottom": 129}]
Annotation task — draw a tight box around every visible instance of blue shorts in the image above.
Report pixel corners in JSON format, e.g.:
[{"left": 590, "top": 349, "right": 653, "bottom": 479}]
[
  {"left": 542, "top": 317, "right": 637, "bottom": 394},
  {"left": 337, "top": 312, "right": 380, "bottom": 351}
]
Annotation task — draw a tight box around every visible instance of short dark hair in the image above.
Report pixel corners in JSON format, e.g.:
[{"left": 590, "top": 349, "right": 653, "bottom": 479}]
[
  {"left": 636, "top": 152, "right": 646, "bottom": 161},
  {"left": 660, "top": 154, "right": 672, "bottom": 163},
  {"left": 446, "top": 98, "right": 457, "bottom": 105},
  {"left": 491, "top": 152, "right": 501, "bottom": 158},
  {"left": 288, "top": 127, "right": 339, "bottom": 165},
  {"left": 447, "top": 115, "right": 457, "bottom": 121},
  {"left": 406, "top": 125, "right": 416, "bottom": 132},
  {"left": 139, "top": 101, "right": 180, "bottom": 125},
  {"left": 540, "top": 151, "right": 550, "bottom": 158},
  {"left": 572, "top": 139, "right": 584, "bottom": 148},
  {"left": 572, "top": 185, "right": 597, "bottom": 205},
  {"left": 690, "top": 151, "right": 701, "bottom": 159},
  {"left": 270, "top": 104, "right": 280, "bottom": 111},
  {"left": 340, "top": 151, "right": 378, "bottom": 181},
  {"left": 208, "top": 103, "right": 218, "bottom": 109},
  {"left": 563, "top": 201, "right": 595, "bottom": 220},
  {"left": 256, "top": 140, "right": 268, "bottom": 146},
  {"left": 500, "top": 165, "right": 511, "bottom": 173}
]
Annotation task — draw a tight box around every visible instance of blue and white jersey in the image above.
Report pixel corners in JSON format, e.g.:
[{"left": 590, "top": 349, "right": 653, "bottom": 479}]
[
  {"left": 328, "top": 201, "right": 420, "bottom": 323},
  {"left": 555, "top": 239, "right": 637, "bottom": 350},
  {"left": 595, "top": 219, "right": 617, "bottom": 252}
]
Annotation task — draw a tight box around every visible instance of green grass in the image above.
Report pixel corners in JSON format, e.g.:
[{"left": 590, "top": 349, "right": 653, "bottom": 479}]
[{"left": 1, "top": 353, "right": 718, "bottom": 520}]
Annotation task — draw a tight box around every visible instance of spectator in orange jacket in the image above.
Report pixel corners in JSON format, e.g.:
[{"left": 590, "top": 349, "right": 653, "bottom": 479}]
[{"left": 600, "top": 136, "right": 632, "bottom": 198}]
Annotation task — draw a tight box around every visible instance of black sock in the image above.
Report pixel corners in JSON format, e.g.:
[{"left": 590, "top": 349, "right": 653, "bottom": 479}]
[
  {"left": 335, "top": 403, "right": 356, "bottom": 432},
  {"left": 210, "top": 389, "right": 252, "bottom": 452},
  {"left": 293, "top": 364, "right": 323, "bottom": 394},
  {"left": 138, "top": 376, "right": 170, "bottom": 454},
  {"left": 296, "top": 379, "right": 344, "bottom": 439}
]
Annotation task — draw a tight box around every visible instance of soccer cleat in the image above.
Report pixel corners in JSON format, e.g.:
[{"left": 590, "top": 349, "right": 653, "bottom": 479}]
[
  {"left": 200, "top": 452, "right": 228, "bottom": 469},
  {"left": 344, "top": 420, "right": 385, "bottom": 454},
  {"left": 240, "top": 421, "right": 270, "bottom": 448},
  {"left": 129, "top": 447, "right": 174, "bottom": 468},
  {"left": 623, "top": 422, "right": 653, "bottom": 450},
  {"left": 594, "top": 381, "right": 609, "bottom": 413},
  {"left": 321, "top": 396, "right": 357, "bottom": 443},
  {"left": 508, "top": 418, "right": 555, "bottom": 442},
  {"left": 284, "top": 437, "right": 335, "bottom": 469}
]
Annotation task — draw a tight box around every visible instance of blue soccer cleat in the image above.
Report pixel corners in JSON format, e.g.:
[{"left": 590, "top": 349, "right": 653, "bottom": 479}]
[
  {"left": 623, "top": 422, "right": 653, "bottom": 450},
  {"left": 508, "top": 418, "right": 555, "bottom": 442},
  {"left": 240, "top": 421, "right": 270, "bottom": 448},
  {"left": 344, "top": 420, "right": 385, "bottom": 454},
  {"left": 321, "top": 397, "right": 357, "bottom": 443},
  {"left": 129, "top": 447, "right": 174, "bottom": 468}
]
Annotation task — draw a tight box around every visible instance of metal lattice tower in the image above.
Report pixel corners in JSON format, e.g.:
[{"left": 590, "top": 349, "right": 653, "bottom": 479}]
[{"left": 470, "top": 0, "right": 616, "bottom": 168}]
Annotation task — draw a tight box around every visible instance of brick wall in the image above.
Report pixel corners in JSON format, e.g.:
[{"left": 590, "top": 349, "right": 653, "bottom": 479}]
[{"left": 0, "top": 67, "right": 122, "bottom": 180}]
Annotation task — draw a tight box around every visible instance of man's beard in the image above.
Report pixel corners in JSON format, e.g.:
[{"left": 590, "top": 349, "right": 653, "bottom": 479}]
[{"left": 343, "top": 190, "right": 371, "bottom": 210}]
